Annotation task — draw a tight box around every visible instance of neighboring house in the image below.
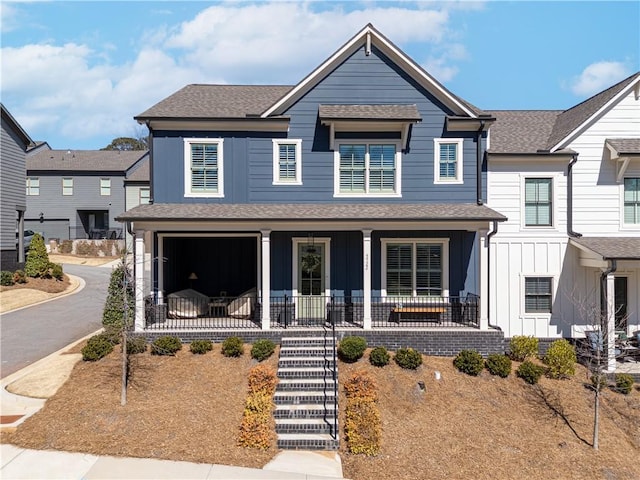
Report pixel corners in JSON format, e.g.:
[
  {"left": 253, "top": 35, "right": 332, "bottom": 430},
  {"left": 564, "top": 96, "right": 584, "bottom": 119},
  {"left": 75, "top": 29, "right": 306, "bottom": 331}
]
[
  {"left": 118, "top": 24, "right": 507, "bottom": 355},
  {"left": 487, "top": 72, "right": 640, "bottom": 369},
  {"left": 1, "top": 104, "right": 33, "bottom": 270},
  {"left": 25, "top": 148, "right": 148, "bottom": 242}
]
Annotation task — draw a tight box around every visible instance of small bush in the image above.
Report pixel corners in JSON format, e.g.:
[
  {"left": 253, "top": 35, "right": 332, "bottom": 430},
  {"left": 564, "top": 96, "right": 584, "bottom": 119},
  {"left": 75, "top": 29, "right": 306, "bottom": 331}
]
[
  {"left": 344, "top": 370, "right": 378, "bottom": 402},
  {"left": 543, "top": 339, "right": 576, "bottom": 379},
  {"left": 124, "top": 337, "right": 147, "bottom": 354},
  {"left": 369, "top": 346, "right": 390, "bottom": 367},
  {"left": 453, "top": 349, "right": 484, "bottom": 376},
  {"left": 1, "top": 271, "right": 15, "bottom": 286},
  {"left": 24, "top": 233, "right": 50, "bottom": 278},
  {"left": 151, "top": 335, "right": 182, "bottom": 355},
  {"left": 49, "top": 262, "right": 64, "bottom": 280},
  {"left": 238, "top": 364, "right": 277, "bottom": 450},
  {"left": 516, "top": 360, "right": 545, "bottom": 385},
  {"left": 12, "top": 270, "right": 27, "bottom": 284},
  {"left": 251, "top": 339, "right": 276, "bottom": 362},
  {"left": 615, "top": 373, "right": 634, "bottom": 394},
  {"left": 509, "top": 336, "right": 539, "bottom": 361},
  {"left": 485, "top": 354, "right": 512, "bottom": 378},
  {"left": 190, "top": 339, "right": 213, "bottom": 354},
  {"left": 394, "top": 347, "right": 423, "bottom": 370},
  {"left": 247, "top": 364, "right": 278, "bottom": 395},
  {"left": 344, "top": 371, "right": 381, "bottom": 456},
  {"left": 222, "top": 336, "right": 244, "bottom": 357},
  {"left": 82, "top": 334, "right": 114, "bottom": 361},
  {"left": 338, "top": 336, "right": 367, "bottom": 363}
]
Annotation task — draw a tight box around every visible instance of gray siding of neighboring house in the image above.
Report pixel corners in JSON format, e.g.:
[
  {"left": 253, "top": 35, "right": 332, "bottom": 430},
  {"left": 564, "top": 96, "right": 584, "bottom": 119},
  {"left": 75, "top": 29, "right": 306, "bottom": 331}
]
[
  {"left": 152, "top": 45, "right": 485, "bottom": 204},
  {"left": 24, "top": 173, "right": 127, "bottom": 241},
  {"left": 1, "top": 116, "right": 27, "bottom": 269}
]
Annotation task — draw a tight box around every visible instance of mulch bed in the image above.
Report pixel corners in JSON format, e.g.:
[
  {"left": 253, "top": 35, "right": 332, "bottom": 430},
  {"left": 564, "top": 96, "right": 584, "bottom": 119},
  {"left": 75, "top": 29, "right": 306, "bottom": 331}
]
[{"left": 0, "top": 275, "right": 70, "bottom": 294}]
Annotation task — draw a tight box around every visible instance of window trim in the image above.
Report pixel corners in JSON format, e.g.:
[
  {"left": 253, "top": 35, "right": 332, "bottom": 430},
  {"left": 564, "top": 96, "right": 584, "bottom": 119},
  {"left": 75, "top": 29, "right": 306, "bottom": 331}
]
[
  {"left": 381, "top": 238, "right": 450, "bottom": 299},
  {"left": 523, "top": 275, "right": 553, "bottom": 314},
  {"left": 26, "top": 177, "right": 39, "bottom": 196},
  {"left": 100, "top": 178, "right": 111, "bottom": 196},
  {"left": 272, "top": 139, "right": 302, "bottom": 185},
  {"left": 621, "top": 177, "right": 640, "bottom": 229},
  {"left": 433, "top": 138, "right": 464, "bottom": 184},
  {"left": 521, "top": 175, "right": 556, "bottom": 229},
  {"left": 183, "top": 138, "right": 224, "bottom": 198},
  {"left": 333, "top": 140, "right": 402, "bottom": 198},
  {"left": 62, "top": 177, "right": 73, "bottom": 196},
  {"left": 139, "top": 187, "right": 150, "bottom": 205}
]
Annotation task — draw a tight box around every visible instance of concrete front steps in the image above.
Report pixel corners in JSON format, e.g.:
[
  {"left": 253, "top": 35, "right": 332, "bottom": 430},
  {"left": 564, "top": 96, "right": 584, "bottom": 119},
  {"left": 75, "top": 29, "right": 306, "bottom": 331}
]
[{"left": 275, "top": 336, "right": 339, "bottom": 450}]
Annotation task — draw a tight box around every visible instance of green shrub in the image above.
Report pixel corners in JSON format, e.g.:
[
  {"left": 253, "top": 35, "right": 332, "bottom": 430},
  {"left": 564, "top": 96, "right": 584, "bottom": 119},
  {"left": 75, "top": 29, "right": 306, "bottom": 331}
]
[
  {"left": 12, "top": 270, "right": 27, "bottom": 284},
  {"left": 485, "top": 354, "right": 512, "bottom": 378},
  {"left": 222, "top": 336, "right": 244, "bottom": 357},
  {"left": 82, "top": 334, "right": 114, "bottom": 361},
  {"left": 338, "top": 336, "right": 367, "bottom": 363},
  {"left": 151, "top": 335, "right": 182, "bottom": 355},
  {"left": 49, "top": 262, "right": 64, "bottom": 280},
  {"left": 615, "top": 373, "right": 634, "bottom": 394},
  {"left": 543, "top": 339, "right": 576, "bottom": 379},
  {"left": 190, "top": 339, "right": 213, "bottom": 354},
  {"left": 516, "top": 360, "right": 545, "bottom": 385},
  {"left": 102, "top": 263, "right": 134, "bottom": 329},
  {"left": 590, "top": 372, "right": 608, "bottom": 392},
  {"left": 251, "top": 339, "right": 276, "bottom": 361},
  {"left": 509, "top": 336, "right": 539, "bottom": 361},
  {"left": 394, "top": 347, "right": 423, "bottom": 370},
  {"left": 24, "top": 233, "right": 50, "bottom": 277},
  {"left": 369, "top": 346, "right": 390, "bottom": 367},
  {"left": 124, "top": 337, "right": 147, "bottom": 354},
  {"left": 453, "top": 349, "right": 484, "bottom": 376},
  {"left": 1, "top": 271, "right": 15, "bottom": 286}
]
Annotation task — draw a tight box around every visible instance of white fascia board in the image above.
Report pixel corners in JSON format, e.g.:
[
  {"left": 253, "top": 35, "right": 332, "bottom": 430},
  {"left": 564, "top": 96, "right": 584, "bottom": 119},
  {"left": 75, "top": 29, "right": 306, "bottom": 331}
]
[{"left": 549, "top": 77, "right": 640, "bottom": 152}]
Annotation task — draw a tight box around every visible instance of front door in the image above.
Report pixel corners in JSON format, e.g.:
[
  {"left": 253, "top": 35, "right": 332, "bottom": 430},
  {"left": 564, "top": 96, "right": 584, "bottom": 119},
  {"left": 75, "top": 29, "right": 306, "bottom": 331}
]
[
  {"left": 297, "top": 241, "right": 327, "bottom": 323},
  {"left": 614, "top": 276, "right": 628, "bottom": 330}
]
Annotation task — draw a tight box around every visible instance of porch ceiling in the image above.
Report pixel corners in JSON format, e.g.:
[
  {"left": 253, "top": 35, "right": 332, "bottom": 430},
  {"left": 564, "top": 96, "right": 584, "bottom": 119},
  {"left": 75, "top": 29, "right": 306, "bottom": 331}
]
[{"left": 570, "top": 237, "right": 640, "bottom": 262}]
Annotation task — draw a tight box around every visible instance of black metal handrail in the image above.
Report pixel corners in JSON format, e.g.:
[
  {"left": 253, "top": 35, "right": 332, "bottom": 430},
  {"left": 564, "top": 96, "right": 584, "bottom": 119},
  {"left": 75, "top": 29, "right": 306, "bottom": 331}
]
[{"left": 325, "top": 295, "right": 338, "bottom": 440}]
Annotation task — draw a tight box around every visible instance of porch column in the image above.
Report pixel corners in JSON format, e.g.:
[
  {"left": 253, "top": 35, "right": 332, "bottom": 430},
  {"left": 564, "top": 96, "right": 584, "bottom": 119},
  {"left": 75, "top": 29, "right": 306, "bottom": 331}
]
[
  {"left": 261, "top": 230, "right": 271, "bottom": 330},
  {"left": 605, "top": 272, "right": 616, "bottom": 372},
  {"left": 134, "top": 231, "right": 145, "bottom": 332},
  {"left": 363, "top": 229, "right": 372, "bottom": 329},
  {"left": 478, "top": 229, "right": 489, "bottom": 330}
]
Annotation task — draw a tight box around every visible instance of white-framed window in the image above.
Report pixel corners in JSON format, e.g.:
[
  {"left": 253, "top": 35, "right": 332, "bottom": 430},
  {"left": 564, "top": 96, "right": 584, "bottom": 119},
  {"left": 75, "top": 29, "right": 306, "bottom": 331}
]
[
  {"left": 623, "top": 177, "right": 640, "bottom": 225},
  {"left": 334, "top": 141, "right": 401, "bottom": 197},
  {"left": 184, "top": 138, "right": 224, "bottom": 198},
  {"left": 434, "top": 138, "right": 464, "bottom": 184},
  {"left": 26, "top": 177, "right": 39, "bottom": 196},
  {"left": 524, "top": 177, "right": 552, "bottom": 226},
  {"left": 100, "top": 178, "right": 111, "bottom": 196},
  {"left": 524, "top": 276, "right": 553, "bottom": 313},
  {"left": 381, "top": 238, "right": 449, "bottom": 297},
  {"left": 139, "top": 187, "right": 150, "bottom": 205},
  {"left": 62, "top": 177, "right": 73, "bottom": 196},
  {"left": 272, "top": 139, "right": 302, "bottom": 185}
]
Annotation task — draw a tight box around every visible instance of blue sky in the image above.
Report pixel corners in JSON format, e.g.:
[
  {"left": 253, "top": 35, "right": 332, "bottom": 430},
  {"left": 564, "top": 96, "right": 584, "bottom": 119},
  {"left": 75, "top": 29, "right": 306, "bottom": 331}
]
[{"left": 1, "top": 1, "right": 638, "bottom": 150}]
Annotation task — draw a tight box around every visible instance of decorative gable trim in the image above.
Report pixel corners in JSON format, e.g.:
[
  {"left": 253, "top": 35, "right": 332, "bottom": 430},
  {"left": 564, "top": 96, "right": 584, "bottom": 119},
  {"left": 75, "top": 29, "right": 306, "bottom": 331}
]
[{"left": 261, "top": 24, "right": 478, "bottom": 119}]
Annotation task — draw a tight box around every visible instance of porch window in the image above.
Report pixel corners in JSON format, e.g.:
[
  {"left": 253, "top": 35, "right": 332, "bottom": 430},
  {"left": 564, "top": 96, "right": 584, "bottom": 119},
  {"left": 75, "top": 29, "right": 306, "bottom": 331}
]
[
  {"left": 624, "top": 178, "right": 640, "bottom": 224},
  {"left": 62, "top": 178, "right": 73, "bottom": 196},
  {"left": 26, "top": 177, "right": 39, "bottom": 196},
  {"left": 524, "top": 178, "right": 552, "bottom": 226},
  {"left": 524, "top": 277, "right": 552, "bottom": 313},
  {"left": 272, "top": 139, "right": 302, "bottom": 185},
  {"left": 139, "top": 187, "right": 150, "bottom": 205},
  {"left": 184, "top": 138, "right": 224, "bottom": 198},
  {"left": 335, "top": 142, "right": 400, "bottom": 196},
  {"left": 100, "top": 178, "right": 111, "bottom": 196},
  {"left": 384, "top": 240, "right": 446, "bottom": 297},
  {"left": 434, "top": 138, "right": 463, "bottom": 183}
]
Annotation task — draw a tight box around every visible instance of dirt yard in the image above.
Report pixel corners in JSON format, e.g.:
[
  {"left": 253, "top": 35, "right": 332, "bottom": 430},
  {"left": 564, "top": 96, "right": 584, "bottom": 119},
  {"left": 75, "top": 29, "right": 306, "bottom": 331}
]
[{"left": 2, "top": 344, "right": 638, "bottom": 480}]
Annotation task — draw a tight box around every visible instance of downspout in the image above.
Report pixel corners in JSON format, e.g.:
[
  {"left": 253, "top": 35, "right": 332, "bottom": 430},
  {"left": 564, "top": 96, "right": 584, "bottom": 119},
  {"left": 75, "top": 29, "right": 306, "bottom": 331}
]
[
  {"left": 486, "top": 220, "right": 501, "bottom": 330},
  {"left": 567, "top": 153, "right": 582, "bottom": 237},
  {"left": 476, "top": 120, "right": 486, "bottom": 205},
  {"left": 146, "top": 121, "right": 154, "bottom": 204}
]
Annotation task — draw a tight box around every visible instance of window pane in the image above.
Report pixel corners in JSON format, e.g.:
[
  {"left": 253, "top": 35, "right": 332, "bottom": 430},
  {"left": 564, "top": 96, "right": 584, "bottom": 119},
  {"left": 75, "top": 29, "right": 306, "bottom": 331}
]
[
  {"left": 339, "top": 144, "right": 366, "bottom": 193},
  {"left": 369, "top": 144, "right": 396, "bottom": 192},
  {"left": 278, "top": 144, "right": 297, "bottom": 180},
  {"left": 525, "top": 178, "right": 552, "bottom": 226},
  {"left": 100, "top": 178, "right": 111, "bottom": 196},
  {"left": 525, "top": 277, "right": 552, "bottom": 313},
  {"left": 624, "top": 178, "right": 640, "bottom": 224},
  {"left": 386, "top": 244, "right": 412, "bottom": 296},
  {"left": 191, "top": 143, "right": 218, "bottom": 192},
  {"left": 416, "top": 244, "right": 442, "bottom": 296},
  {"left": 439, "top": 143, "right": 457, "bottom": 179},
  {"left": 140, "top": 188, "right": 150, "bottom": 205}
]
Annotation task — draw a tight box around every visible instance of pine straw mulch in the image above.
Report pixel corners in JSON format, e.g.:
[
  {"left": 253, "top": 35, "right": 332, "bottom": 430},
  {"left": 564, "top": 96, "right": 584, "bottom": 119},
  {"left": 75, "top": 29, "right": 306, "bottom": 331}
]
[
  {"left": 0, "top": 274, "right": 70, "bottom": 294},
  {"left": 2, "top": 345, "right": 639, "bottom": 480}
]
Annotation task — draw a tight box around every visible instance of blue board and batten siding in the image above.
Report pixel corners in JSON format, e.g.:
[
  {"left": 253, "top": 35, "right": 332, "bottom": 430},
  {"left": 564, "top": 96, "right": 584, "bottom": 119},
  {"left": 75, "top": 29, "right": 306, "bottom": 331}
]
[{"left": 151, "top": 45, "right": 486, "bottom": 204}]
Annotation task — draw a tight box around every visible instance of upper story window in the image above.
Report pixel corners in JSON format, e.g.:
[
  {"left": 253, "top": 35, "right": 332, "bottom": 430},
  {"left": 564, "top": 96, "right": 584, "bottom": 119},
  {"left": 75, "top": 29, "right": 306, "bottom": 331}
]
[
  {"left": 100, "top": 178, "right": 111, "bottom": 196},
  {"left": 184, "top": 138, "right": 224, "bottom": 198},
  {"left": 62, "top": 178, "right": 73, "bottom": 196},
  {"left": 524, "top": 178, "right": 552, "bottom": 226},
  {"left": 334, "top": 142, "right": 400, "bottom": 197},
  {"left": 382, "top": 239, "right": 449, "bottom": 297},
  {"left": 623, "top": 178, "right": 640, "bottom": 224},
  {"left": 26, "top": 177, "right": 39, "bottom": 196},
  {"left": 524, "top": 276, "right": 552, "bottom": 313},
  {"left": 434, "top": 138, "right": 463, "bottom": 184},
  {"left": 139, "top": 187, "right": 150, "bottom": 205},
  {"left": 273, "top": 139, "right": 302, "bottom": 185}
]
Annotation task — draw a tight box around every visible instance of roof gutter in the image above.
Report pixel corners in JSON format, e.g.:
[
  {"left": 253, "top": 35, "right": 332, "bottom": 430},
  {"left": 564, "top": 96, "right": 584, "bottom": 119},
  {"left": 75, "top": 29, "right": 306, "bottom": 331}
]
[
  {"left": 477, "top": 120, "right": 486, "bottom": 205},
  {"left": 567, "top": 152, "right": 581, "bottom": 237}
]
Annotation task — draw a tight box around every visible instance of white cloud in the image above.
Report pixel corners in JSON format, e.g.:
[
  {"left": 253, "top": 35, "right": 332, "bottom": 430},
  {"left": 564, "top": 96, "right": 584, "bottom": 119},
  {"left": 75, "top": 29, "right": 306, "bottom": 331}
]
[
  {"left": 0, "top": 3, "right": 19, "bottom": 33},
  {"left": 569, "top": 61, "right": 632, "bottom": 96}
]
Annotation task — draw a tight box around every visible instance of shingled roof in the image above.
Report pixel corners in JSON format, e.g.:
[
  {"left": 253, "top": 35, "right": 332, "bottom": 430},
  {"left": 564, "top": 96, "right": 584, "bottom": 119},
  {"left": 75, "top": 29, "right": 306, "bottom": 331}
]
[
  {"left": 117, "top": 203, "right": 506, "bottom": 223},
  {"left": 570, "top": 237, "right": 640, "bottom": 261},
  {"left": 318, "top": 104, "right": 421, "bottom": 121},
  {"left": 125, "top": 154, "right": 149, "bottom": 182},
  {"left": 606, "top": 138, "right": 640, "bottom": 155},
  {"left": 27, "top": 149, "right": 147, "bottom": 172}
]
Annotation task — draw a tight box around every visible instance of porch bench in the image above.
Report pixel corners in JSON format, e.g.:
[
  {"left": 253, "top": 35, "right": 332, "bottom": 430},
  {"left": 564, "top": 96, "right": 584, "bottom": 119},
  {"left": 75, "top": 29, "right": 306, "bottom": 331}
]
[{"left": 392, "top": 306, "right": 446, "bottom": 324}]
